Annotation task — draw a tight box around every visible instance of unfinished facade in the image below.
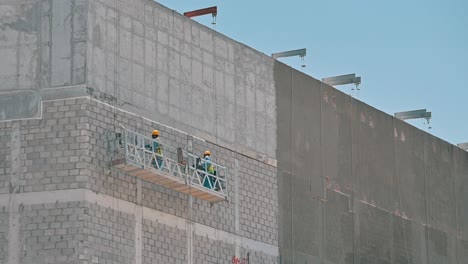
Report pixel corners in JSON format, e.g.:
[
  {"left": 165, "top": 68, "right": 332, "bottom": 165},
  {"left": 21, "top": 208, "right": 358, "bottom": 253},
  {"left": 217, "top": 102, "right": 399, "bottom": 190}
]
[{"left": 0, "top": 0, "right": 467, "bottom": 263}]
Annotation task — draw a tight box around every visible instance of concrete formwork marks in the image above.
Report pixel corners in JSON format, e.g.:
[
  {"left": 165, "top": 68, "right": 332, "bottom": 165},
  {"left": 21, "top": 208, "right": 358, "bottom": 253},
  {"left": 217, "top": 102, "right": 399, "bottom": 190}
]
[
  {"left": 51, "top": 0, "right": 72, "bottom": 86},
  {"left": 0, "top": 0, "right": 87, "bottom": 91},
  {"left": 85, "top": 0, "right": 277, "bottom": 160}
]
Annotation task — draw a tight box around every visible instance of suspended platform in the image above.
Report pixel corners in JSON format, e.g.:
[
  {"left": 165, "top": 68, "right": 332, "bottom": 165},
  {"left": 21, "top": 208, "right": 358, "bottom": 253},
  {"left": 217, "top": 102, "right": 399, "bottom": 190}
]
[{"left": 112, "top": 129, "right": 228, "bottom": 203}]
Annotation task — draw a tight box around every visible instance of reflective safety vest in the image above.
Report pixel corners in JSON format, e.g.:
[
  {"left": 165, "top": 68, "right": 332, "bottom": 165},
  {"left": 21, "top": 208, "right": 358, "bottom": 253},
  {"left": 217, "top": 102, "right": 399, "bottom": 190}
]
[
  {"left": 204, "top": 157, "right": 214, "bottom": 174},
  {"left": 153, "top": 141, "right": 163, "bottom": 156}
]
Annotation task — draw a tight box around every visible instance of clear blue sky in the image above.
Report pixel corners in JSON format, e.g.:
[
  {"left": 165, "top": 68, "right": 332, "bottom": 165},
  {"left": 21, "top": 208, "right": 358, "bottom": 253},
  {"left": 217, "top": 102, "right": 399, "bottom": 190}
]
[{"left": 157, "top": 0, "right": 468, "bottom": 146}]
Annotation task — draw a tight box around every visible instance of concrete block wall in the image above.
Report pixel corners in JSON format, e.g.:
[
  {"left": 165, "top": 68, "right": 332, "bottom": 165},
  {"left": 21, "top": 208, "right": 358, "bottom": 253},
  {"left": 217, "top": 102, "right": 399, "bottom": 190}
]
[
  {"left": 14, "top": 201, "right": 87, "bottom": 264},
  {"left": 143, "top": 219, "right": 186, "bottom": 263},
  {"left": 0, "top": 124, "right": 10, "bottom": 193},
  {"left": 238, "top": 155, "right": 278, "bottom": 244},
  {"left": 0, "top": 208, "right": 7, "bottom": 262},
  {"left": 192, "top": 234, "right": 232, "bottom": 263},
  {"left": 81, "top": 202, "right": 135, "bottom": 264},
  {"left": 82, "top": 96, "right": 278, "bottom": 246},
  {"left": 0, "top": 98, "right": 91, "bottom": 195},
  {"left": 0, "top": 96, "right": 279, "bottom": 263}
]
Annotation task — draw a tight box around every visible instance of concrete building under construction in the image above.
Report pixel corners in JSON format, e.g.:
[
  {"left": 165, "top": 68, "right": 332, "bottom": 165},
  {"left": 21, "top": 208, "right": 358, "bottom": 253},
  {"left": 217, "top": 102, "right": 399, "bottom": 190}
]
[{"left": 0, "top": 0, "right": 467, "bottom": 263}]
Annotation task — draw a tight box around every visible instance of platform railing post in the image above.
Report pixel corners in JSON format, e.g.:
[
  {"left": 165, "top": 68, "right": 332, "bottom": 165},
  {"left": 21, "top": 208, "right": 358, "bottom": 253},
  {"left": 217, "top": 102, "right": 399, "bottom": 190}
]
[
  {"left": 142, "top": 134, "right": 146, "bottom": 169},
  {"left": 124, "top": 130, "right": 128, "bottom": 163}
]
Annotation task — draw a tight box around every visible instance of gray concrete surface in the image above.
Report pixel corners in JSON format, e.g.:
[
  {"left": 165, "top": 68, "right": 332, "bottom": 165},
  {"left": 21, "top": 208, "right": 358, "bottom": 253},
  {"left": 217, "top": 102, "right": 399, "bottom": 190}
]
[
  {"left": 85, "top": 0, "right": 277, "bottom": 161},
  {"left": 1, "top": 0, "right": 467, "bottom": 263},
  {"left": 0, "top": 90, "right": 41, "bottom": 121},
  {"left": 274, "top": 61, "right": 468, "bottom": 263},
  {"left": 0, "top": 0, "right": 88, "bottom": 91},
  {"left": 0, "top": 0, "right": 277, "bottom": 163}
]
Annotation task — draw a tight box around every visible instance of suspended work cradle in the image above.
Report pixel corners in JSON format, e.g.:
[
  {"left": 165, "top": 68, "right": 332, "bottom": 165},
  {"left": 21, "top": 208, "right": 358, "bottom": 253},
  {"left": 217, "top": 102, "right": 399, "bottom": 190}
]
[{"left": 111, "top": 128, "right": 228, "bottom": 203}]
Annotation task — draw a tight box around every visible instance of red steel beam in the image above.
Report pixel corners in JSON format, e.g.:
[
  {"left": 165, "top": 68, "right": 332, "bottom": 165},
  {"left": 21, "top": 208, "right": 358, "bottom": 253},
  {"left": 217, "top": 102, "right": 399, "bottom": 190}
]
[{"left": 184, "top": 6, "right": 217, "bottom": 18}]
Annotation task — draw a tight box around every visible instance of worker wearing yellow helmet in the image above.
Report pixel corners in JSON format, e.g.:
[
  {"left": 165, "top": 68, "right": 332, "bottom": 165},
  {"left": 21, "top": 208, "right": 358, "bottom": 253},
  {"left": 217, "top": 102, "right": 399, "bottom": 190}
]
[
  {"left": 150, "top": 129, "right": 163, "bottom": 169},
  {"left": 151, "top": 130, "right": 159, "bottom": 137},
  {"left": 201, "top": 150, "right": 215, "bottom": 189},
  {"left": 204, "top": 150, "right": 216, "bottom": 175}
]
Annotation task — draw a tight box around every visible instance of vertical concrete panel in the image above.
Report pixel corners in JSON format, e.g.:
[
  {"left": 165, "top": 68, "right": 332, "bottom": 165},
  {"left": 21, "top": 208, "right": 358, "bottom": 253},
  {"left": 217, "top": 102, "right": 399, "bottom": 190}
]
[
  {"left": 51, "top": 0, "right": 73, "bottom": 87},
  {"left": 133, "top": 35, "right": 144, "bottom": 64},
  {"left": 106, "top": 17, "right": 117, "bottom": 92},
  {"left": 290, "top": 71, "right": 323, "bottom": 264},
  {"left": 424, "top": 134, "right": 456, "bottom": 231},
  {"left": 321, "top": 85, "right": 352, "bottom": 196},
  {"left": 144, "top": 38, "right": 156, "bottom": 69},
  {"left": 454, "top": 147, "right": 468, "bottom": 261},
  {"left": 132, "top": 63, "right": 144, "bottom": 95},
  {"left": 0, "top": 2, "right": 19, "bottom": 87},
  {"left": 352, "top": 101, "right": 396, "bottom": 210},
  {"left": 92, "top": 46, "right": 106, "bottom": 93},
  {"left": 180, "top": 55, "right": 191, "bottom": 84},
  {"left": 355, "top": 203, "right": 392, "bottom": 263},
  {"left": 292, "top": 198, "right": 323, "bottom": 264},
  {"left": 393, "top": 119, "right": 426, "bottom": 223},
  {"left": 72, "top": 0, "right": 88, "bottom": 85},
  {"left": 40, "top": 0, "right": 52, "bottom": 88},
  {"left": 325, "top": 190, "right": 353, "bottom": 264},
  {"left": 274, "top": 61, "right": 292, "bottom": 262},
  {"left": 168, "top": 78, "right": 180, "bottom": 121},
  {"left": 0, "top": 47, "right": 17, "bottom": 89},
  {"left": 0, "top": 2, "right": 41, "bottom": 90},
  {"left": 89, "top": 3, "right": 107, "bottom": 94},
  {"left": 245, "top": 84, "right": 256, "bottom": 148},
  {"left": 17, "top": 2, "right": 40, "bottom": 89},
  {"left": 143, "top": 69, "right": 155, "bottom": 98},
  {"left": 275, "top": 65, "right": 325, "bottom": 263},
  {"left": 291, "top": 71, "right": 323, "bottom": 196},
  {"left": 459, "top": 239, "right": 468, "bottom": 263},
  {"left": 118, "top": 57, "right": 131, "bottom": 91},
  {"left": 424, "top": 134, "right": 457, "bottom": 263},
  {"left": 274, "top": 62, "right": 292, "bottom": 175},
  {"left": 18, "top": 43, "right": 38, "bottom": 89},
  {"left": 454, "top": 148, "right": 468, "bottom": 227},
  {"left": 425, "top": 225, "right": 457, "bottom": 264},
  {"left": 120, "top": 28, "right": 132, "bottom": 60},
  {"left": 392, "top": 216, "right": 428, "bottom": 263}
]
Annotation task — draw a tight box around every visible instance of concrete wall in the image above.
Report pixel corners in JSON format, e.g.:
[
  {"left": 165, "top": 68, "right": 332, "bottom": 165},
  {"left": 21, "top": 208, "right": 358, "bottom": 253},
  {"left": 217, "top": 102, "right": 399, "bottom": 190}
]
[
  {"left": 0, "top": 0, "right": 88, "bottom": 91},
  {"left": 85, "top": 0, "right": 277, "bottom": 161},
  {"left": 274, "top": 61, "right": 468, "bottom": 263},
  {"left": 1, "top": 0, "right": 280, "bottom": 262},
  {"left": 1, "top": 0, "right": 277, "bottom": 163},
  {"left": 2, "top": 0, "right": 468, "bottom": 263}
]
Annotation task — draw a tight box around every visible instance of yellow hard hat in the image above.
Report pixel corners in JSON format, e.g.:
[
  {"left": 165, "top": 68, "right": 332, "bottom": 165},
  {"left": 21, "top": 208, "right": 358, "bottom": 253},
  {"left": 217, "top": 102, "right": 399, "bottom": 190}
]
[
  {"left": 152, "top": 130, "right": 160, "bottom": 136},
  {"left": 204, "top": 150, "right": 211, "bottom": 156}
]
